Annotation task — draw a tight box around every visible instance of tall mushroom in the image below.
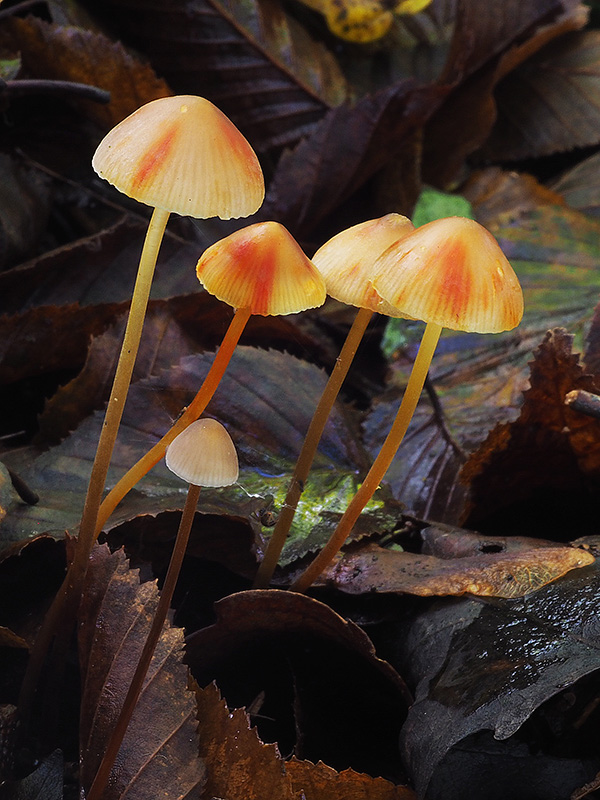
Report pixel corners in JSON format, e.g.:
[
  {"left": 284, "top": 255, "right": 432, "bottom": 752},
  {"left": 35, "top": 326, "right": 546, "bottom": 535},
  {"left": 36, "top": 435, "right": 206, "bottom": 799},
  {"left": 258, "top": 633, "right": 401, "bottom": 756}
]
[
  {"left": 291, "top": 216, "right": 524, "bottom": 592},
  {"left": 19, "top": 96, "right": 264, "bottom": 725},
  {"left": 253, "top": 214, "right": 415, "bottom": 588},
  {"left": 87, "top": 419, "right": 238, "bottom": 800},
  {"left": 93, "top": 220, "right": 326, "bottom": 533}
]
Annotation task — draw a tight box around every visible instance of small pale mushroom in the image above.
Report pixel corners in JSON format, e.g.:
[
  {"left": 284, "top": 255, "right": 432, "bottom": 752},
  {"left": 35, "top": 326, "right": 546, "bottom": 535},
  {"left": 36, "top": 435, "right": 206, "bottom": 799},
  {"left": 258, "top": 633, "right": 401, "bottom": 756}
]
[
  {"left": 291, "top": 216, "right": 524, "bottom": 592},
  {"left": 253, "top": 214, "right": 415, "bottom": 588},
  {"left": 87, "top": 419, "right": 238, "bottom": 800},
  {"left": 95, "top": 220, "right": 326, "bottom": 533}
]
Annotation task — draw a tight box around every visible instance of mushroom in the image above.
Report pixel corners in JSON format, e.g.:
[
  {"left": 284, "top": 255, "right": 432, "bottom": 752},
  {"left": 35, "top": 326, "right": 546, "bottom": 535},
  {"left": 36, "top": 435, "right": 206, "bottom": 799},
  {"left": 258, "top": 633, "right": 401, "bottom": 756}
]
[
  {"left": 94, "top": 220, "right": 326, "bottom": 534},
  {"left": 19, "top": 96, "right": 263, "bottom": 724},
  {"left": 253, "top": 214, "right": 415, "bottom": 588},
  {"left": 77, "top": 94, "right": 263, "bottom": 568},
  {"left": 291, "top": 216, "right": 524, "bottom": 592},
  {"left": 87, "top": 418, "right": 238, "bottom": 800}
]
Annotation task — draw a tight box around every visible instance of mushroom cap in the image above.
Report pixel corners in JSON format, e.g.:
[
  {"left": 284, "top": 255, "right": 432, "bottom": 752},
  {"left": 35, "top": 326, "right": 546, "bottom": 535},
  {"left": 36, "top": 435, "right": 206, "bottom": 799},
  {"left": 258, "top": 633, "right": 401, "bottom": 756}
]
[
  {"left": 372, "top": 216, "right": 524, "bottom": 333},
  {"left": 92, "top": 95, "right": 265, "bottom": 220},
  {"left": 196, "top": 221, "right": 326, "bottom": 316},
  {"left": 312, "top": 214, "right": 415, "bottom": 317},
  {"left": 165, "top": 418, "right": 239, "bottom": 487}
]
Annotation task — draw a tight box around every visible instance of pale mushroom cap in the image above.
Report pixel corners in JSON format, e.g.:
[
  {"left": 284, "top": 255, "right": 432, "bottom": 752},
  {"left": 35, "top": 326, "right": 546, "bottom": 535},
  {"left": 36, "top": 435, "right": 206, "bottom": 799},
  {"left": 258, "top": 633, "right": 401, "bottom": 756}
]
[
  {"left": 92, "top": 95, "right": 265, "bottom": 220},
  {"left": 372, "top": 217, "right": 524, "bottom": 333},
  {"left": 165, "top": 418, "right": 239, "bottom": 487},
  {"left": 312, "top": 214, "right": 415, "bottom": 317},
  {"left": 196, "top": 221, "right": 326, "bottom": 316}
]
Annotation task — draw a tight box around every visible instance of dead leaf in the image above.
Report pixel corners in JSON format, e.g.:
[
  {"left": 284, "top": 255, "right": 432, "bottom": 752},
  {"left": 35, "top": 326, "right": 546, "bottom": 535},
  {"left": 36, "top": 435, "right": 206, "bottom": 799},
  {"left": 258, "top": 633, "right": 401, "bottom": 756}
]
[
  {"left": 186, "top": 590, "right": 411, "bottom": 777},
  {"left": 78, "top": 545, "right": 205, "bottom": 800},
  {"left": 194, "top": 682, "right": 416, "bottom": 800},
  {"left": 2, "top": 17, "right": 171, "bottom": 128},
  {"left": 550, "top": 150, "right": 600, "bottom": 217},
  {"left": 286, "top": 757, "right": 416, "bottom": 800},
  {"left": 82, "top": 0, "right": 348, "bottom": 148},
  {"left": 463, "top": 328, "right": 600, "bottom": 528},
  {"left": 484, "top": 30, "right": 600, "bottom": 161},
  {"left": 195, "top": 681, "right": 294, "bottom": 800},
  {"left": 261, "top": 80, "right": 440, "bottom": 238},
  {"left": 325, "top": 541, "right": 593, "bottom": 597},
  {"left": 0, "top": 749, "right": 63, "bottom": 800}
]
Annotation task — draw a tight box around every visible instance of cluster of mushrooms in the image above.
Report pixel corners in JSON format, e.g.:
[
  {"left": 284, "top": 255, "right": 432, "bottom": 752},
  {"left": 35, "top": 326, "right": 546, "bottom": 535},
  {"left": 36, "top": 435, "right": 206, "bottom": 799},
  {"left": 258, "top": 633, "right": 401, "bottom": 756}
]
[{"left": 53, "top": 95, "right": 525, "bottom": 797}]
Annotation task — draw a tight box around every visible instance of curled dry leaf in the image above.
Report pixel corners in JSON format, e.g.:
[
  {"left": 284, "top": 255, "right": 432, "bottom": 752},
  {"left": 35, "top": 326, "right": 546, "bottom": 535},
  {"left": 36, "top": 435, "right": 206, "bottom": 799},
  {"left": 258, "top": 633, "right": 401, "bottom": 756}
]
[
  {"left": 194, "top": 681, "right": 416, "bottom": 800},
  {"left": 326, "top": 541, "right": 594, "bottom": 598},
  {"left": 78, "top": 545, "right": 205, "bottom": 800}
]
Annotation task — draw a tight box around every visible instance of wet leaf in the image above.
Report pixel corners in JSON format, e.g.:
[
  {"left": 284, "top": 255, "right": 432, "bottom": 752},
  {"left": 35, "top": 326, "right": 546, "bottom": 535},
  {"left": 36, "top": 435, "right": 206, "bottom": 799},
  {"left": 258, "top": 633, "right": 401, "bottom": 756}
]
[
  {"left": 78, "top": 545, "right": 205, "bottom": 799},
  {"left": 87, "top": 0, "right": 348, "bottom": 149},
  {"left": 0, "top": 347, "right": 388, "bottom": 560},
  {"left": 325, "top": 540, "right": 593, "bottom": 597},
  {"left": 0, "top": 749, "right": 63, "bottom": 800},
  {"left": 2, "top": 17, "right": 171, "bottom": 128},
  {"left": 398, "top": 551, "right": 600, "bottom": 797}
]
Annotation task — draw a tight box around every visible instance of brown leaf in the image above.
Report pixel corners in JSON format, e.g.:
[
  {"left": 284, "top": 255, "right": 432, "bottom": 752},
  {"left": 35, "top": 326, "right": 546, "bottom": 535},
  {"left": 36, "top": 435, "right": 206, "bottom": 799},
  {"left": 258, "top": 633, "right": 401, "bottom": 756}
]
[
  {"left": 3, "top": 17, "right": 171, "bottom": 128},
  {"left": 0, "top": 217, "right": 200, "bottom": 316},
  {"left": 83, "top": 0, "right": 348, "bottom": 149},
  {"left": 550, "top": 150, "right": 600, "bottom": 216},
  {"left": 186, "top": 590, "right": 411, "bottom": 778},
  {"left": 326, "top": 541, "right": 594, "bottom": 598},
  {"left": 195, "top": 681, "right": 294, "bottom": 800},
  {"left": 286, "top": 758, "right": 417, "bottom": 800},
  {"left": 194, "top": 684, "right": 417, "bottom": 800},
  {"left": 463, "top": 328, "right": 600, "bottom": 526},
  {"left": 261, "top": 81, "right": 439, "bottom": 238},
  {"left": 424, "top": 0, "right": 586, "bottom": 185},
  {"left": 484, "top": 29, "right": 600, "bottom": 161},
  {"left": 78, "top": 545, "right": 205, "bottom": 800}
]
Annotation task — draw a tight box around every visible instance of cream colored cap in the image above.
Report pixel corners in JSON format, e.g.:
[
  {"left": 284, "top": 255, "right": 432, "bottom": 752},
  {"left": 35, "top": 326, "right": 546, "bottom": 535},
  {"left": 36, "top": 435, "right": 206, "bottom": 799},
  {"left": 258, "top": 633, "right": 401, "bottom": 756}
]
[
  {"left": 312, "top": 214, "right": 415, "bottom": 317},
  {"left": 196, "top": 221, "right": 326, "bottom": 316},
  {"left": 372, "top": 217, "right": 524, "bottom": 333},
  {"left": 165, "top": 418, "right": 239, "bottom": 487},
  {"left": 92, "top": 95, "right": 265, "bottom": 220}
]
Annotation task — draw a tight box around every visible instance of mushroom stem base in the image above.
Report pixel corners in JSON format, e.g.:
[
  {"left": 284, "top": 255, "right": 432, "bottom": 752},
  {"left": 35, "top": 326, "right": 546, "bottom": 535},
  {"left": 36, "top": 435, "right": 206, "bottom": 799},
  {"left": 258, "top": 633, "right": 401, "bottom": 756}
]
[
  {"left": 253, "top": 306, "right": 373, "bottom": 588},
  {"left": 291, "top": 321, "right": 442, "bottom": 592},
  {"left": 86, "top": 482, "right": 202, "bottom": 800}
]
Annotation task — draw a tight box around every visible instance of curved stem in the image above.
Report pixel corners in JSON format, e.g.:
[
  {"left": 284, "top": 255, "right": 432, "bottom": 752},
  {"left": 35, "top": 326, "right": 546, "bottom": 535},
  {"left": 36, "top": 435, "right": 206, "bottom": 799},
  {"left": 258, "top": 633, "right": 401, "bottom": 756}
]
[
  {"left": 95, "top": 306, "right": 252, "bottom": 535},
  {"left": 86, "top": 483, "right": 202, "bottom": 800},
  {"left": 291, "top": 321, "right": 443, "bottom": 592},
  {"left": 253, "top": 307, "right": 373, "bottom": 588},
  {"left": 18, "top": 208, "right": 170, "bottom": 732}
]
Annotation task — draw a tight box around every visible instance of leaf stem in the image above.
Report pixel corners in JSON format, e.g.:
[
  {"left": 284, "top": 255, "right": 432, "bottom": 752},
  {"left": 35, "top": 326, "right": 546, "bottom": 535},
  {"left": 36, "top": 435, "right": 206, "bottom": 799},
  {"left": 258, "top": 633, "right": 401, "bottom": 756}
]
[
  {"left": 253, "top": 306, "right": 373, "bottom": 588},
  {"left": 86, "top": 483, "right": 202, "bottom": 800},
  {"left": 94, "top": 305, "right": 252, "bottom": 534},
  {"left": 291, "top": 321, "right": 443, "bottom": 592}
]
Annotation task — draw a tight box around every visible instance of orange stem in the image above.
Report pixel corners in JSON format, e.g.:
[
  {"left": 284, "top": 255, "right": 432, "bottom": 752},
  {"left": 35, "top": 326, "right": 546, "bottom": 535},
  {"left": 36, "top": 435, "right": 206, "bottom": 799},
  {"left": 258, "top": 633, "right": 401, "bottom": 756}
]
[
  {"left": 86, "top": 482, "right": 202, "bottom": 800},
  {"left": 94, "top": 306, "right": 252, "bottom": 535},
  {"left": 253, "top": 306, "right": 373, "bottom": 588},
  {"left": 291, "top": 321, "right": 443, "bottom": 592}
]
